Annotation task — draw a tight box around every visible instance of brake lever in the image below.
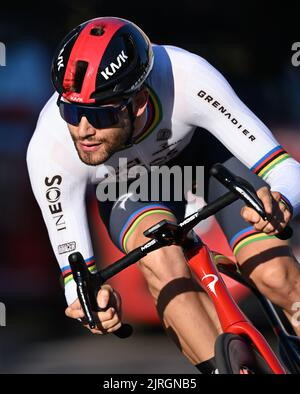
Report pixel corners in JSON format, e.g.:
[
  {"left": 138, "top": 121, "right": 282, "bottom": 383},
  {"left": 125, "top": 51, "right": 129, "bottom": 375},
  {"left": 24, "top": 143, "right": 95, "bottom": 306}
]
[
  {"left": 210, "top": 163, "right": 293, "bottom": 240},
  {"left": 68, "top": 252, "right": 133, "bottom": 338},
  {"left": 211, "top": 163, "right": 265, "bottom": 215},
  {"left": 69, "top": 253, "right": 99, "bottom": 329}
]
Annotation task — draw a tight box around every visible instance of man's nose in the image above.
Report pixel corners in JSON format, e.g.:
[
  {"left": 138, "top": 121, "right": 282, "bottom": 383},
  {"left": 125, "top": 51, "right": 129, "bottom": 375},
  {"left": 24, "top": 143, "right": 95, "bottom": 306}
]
[{"left": 77, "top": 116, "right": 96, "bottom": 138}]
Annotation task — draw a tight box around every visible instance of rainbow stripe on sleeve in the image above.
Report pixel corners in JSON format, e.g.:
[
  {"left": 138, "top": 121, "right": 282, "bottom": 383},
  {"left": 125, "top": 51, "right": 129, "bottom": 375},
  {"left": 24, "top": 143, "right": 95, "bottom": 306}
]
[
  {"left": 251, "top": 146, "right": 293, "bottom": 214},
  {"left": 61, "top": 256, "right": 97, "bottom": 286},
  {"left": 251, "top": 145, "right": 290, "bottom": 179}
]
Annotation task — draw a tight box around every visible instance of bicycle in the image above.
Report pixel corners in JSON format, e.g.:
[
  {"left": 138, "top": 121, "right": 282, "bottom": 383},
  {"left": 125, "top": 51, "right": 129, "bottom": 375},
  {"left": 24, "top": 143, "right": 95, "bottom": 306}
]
[{"left": 68, "top": 163, "right": 300, "bottom": 374}]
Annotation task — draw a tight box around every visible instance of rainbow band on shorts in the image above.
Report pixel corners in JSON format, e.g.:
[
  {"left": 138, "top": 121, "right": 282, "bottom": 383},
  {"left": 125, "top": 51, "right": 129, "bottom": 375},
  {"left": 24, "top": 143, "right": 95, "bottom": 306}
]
[
  {"left": 119, "top": 205, "right": 176, "bottom": 253},
  {"left": 230, "top": 226, "right": 274, "bottom": 256},
  {"left": 62, "top": 256, "right": 97, "bottom": 286}
]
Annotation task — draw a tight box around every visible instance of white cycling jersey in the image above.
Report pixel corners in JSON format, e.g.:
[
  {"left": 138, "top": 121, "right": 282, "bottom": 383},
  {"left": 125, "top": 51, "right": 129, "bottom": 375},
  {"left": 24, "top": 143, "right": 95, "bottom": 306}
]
[{"left": 27, "top": 44, "right": 300, "bottom": 305}]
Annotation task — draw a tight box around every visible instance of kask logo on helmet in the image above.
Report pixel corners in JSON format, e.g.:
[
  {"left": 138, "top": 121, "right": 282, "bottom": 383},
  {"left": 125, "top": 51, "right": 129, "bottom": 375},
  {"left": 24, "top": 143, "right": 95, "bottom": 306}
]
[
  {"left": 57, "top": 48, "right": 65, "bottom": 71},
  {"left": 100, "top": 50, "right": 128, "bottom": 80}
]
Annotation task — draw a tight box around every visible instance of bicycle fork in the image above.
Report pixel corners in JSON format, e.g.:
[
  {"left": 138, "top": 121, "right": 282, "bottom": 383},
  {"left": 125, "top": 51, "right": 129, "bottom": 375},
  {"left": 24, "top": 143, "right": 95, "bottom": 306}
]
[{"left": 185, "top": 243, "right": 286, "bottom": 374}]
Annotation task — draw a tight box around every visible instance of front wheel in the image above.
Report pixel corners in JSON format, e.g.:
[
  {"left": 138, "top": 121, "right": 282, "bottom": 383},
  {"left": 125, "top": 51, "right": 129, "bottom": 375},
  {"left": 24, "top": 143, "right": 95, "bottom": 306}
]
[{"left": 214, "top": 333, "right": 273, "bottom": 374}]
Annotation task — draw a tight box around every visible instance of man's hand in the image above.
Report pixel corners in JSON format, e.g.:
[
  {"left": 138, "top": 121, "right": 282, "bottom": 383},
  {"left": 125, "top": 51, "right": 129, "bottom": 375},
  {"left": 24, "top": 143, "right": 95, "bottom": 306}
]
[
  {"left": 240, "top": 186, "right": 292, "bottom": 236},
  {"left": 65, "top": 284, "right": 122, "bottom": 334}
]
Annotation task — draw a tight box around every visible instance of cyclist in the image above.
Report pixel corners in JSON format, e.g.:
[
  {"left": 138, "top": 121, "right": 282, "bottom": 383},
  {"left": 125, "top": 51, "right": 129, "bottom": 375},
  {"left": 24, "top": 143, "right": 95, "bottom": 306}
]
[{"left": 27, "top": 17, "right": 300, "bottom": 373}]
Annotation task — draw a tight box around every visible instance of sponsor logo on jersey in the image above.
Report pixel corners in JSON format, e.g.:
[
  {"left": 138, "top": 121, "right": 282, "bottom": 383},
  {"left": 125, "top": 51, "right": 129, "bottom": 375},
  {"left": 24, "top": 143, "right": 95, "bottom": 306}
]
[
  {"left": 113, "top": 192, "right": 134, "bottom": 211},
  {"left": 44, "top": 175, "right": 66, "bottom": 232},
  {"left": 101, "top": 50, "right": 128, "bottom": 80},
  {"left": 152, "top": 139, "right": 183, "bottom": 156},
  {"left": 58, "top": 241, "right": 76, "bottom": 255},
  {"left": 197, "top": 89, "right": 256, "bottom": 142},
  {"left": 156, "top": 128, "right": 172, "bottom": 141}
]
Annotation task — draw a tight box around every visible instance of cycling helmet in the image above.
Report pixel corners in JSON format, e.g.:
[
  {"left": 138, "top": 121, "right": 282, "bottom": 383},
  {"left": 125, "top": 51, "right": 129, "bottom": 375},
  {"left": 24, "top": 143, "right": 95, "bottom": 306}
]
[{"left": 51, "top": 17, "right": 154, "bottom": 104}]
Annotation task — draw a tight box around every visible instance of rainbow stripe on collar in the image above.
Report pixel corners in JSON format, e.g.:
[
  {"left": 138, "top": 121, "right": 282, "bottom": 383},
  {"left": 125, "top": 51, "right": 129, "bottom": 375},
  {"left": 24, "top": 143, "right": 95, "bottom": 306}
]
[{"left": 133, "top": 86, "right": 163, "bottom": 144}]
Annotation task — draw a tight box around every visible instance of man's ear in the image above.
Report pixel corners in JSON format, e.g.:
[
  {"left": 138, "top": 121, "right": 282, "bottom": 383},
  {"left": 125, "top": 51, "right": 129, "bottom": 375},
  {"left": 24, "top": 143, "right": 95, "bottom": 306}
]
[{"left": 133, "top": 88, "right": 149, "bottom": 116}]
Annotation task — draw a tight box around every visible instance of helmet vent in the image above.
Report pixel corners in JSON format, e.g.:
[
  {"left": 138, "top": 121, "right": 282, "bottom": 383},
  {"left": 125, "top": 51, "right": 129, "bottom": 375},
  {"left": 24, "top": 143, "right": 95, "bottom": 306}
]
[
  {"left": 90, "top": 27, "right": 105, "bottom": 36},
  {"left": 73, "top": 60, "right": 88, "bottom": 93}
]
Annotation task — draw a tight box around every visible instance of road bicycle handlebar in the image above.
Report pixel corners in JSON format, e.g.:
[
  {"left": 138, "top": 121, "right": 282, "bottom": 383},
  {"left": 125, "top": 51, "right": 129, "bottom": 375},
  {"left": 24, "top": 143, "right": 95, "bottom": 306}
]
[
  {"left": 68, "top": 252, "right": 133, "bottom": 338},
  {"left": 210, "top": 164, "right": 293, "bottom": 240},
  {"left": 68, "top": 163, "right": 293, "bottom": 338}
]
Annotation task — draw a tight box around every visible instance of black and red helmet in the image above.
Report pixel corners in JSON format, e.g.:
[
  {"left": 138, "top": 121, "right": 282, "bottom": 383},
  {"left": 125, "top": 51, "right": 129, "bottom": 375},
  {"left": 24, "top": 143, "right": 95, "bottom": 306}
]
[{"left": 51, "top": 17, "right": 154, "bottom": 104}]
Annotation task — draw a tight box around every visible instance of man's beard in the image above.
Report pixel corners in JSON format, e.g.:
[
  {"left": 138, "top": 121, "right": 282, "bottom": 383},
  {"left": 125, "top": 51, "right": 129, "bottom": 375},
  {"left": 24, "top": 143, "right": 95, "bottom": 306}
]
[
  {"left": 71, "top": 123, "right": 134, "bottom": 166},
  {"left": 73, "top": 141, "right": 112, "bottom": 166}
]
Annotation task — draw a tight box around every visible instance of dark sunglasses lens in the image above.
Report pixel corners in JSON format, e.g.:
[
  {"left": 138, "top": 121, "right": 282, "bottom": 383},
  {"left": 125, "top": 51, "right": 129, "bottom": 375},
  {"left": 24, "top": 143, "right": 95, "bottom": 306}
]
[
  {"left": 58, "top": 102, "right": 80, "bottom": 126},
  {"left": 58, "top": 101, "right": 122, "bottom": 128},
  {"left": 87, "top": 107, "right": 119, "bottom": 128}
]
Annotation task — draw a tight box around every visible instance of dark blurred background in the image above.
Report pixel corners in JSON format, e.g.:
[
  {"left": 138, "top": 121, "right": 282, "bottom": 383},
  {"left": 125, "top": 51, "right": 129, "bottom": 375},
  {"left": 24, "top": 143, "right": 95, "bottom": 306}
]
[{"left": 1, "top": 0, "right": 300, "bottom": 373}]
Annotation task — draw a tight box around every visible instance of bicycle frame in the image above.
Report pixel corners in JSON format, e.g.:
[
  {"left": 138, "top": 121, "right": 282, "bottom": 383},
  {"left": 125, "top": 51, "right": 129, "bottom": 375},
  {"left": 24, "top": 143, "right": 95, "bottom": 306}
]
[
  {"left": 69, "top": 163, "right": 294, "bottom": 369},
  {"left": 185, "top": 241, "right": 286, "bottom": 374},
  {"left": 217, "top": 260, "right": 300, "bottom": 374}
]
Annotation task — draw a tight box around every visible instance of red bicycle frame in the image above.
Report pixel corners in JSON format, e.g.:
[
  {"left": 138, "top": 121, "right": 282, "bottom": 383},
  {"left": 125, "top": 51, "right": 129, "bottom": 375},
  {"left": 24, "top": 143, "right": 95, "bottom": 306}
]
[
  {"left": 70, "top": 164, "right": 295, "bottom": 366},
  {"left": 186, "top": 242, "right": 286, "bottom": 374}
]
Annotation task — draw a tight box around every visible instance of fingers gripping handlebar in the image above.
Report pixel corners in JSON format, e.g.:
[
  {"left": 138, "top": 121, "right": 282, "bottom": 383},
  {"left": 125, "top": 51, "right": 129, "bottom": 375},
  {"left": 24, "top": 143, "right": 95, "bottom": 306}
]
[
  {"left": 68, "top": 252, "right": 133, "bottom": 338},
  {"left": 210, "top": 164, "right": 293, "bottom": 240}
]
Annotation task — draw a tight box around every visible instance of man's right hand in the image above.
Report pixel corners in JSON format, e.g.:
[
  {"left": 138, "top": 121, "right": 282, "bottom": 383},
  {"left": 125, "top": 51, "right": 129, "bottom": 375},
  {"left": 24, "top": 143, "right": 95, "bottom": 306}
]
[{"left": 65, "top": 284, "right": 122, "bottom": 334}]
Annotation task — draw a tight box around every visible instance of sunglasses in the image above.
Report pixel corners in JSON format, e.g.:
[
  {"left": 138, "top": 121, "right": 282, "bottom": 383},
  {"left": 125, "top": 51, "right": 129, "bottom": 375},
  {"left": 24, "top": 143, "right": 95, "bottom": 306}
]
[{"left": 56, "top": 95, "right": 131, "bottom": 129}]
